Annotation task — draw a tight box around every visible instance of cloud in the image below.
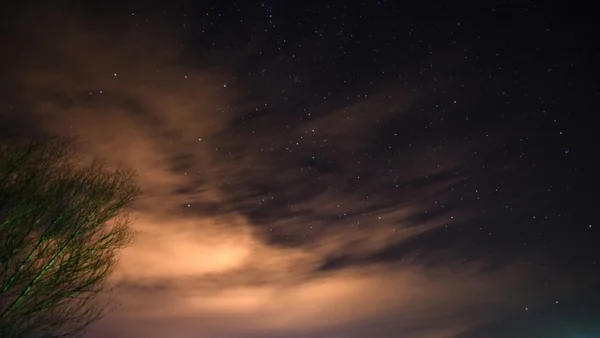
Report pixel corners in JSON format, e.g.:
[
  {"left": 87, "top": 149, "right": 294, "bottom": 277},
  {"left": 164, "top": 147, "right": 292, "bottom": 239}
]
[{"left": 1, "top": 5, "right": 581, "bottom": 338}]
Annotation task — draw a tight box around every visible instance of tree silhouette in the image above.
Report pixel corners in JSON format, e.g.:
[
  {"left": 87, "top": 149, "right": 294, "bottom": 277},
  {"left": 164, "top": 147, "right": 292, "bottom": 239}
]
[{"left": 0, "top": 137, "right": 140, "bottom": 338}]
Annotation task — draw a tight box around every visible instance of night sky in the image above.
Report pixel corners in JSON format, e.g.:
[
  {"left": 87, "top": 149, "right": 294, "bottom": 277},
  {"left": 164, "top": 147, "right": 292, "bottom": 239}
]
[{"left": 1, "top": 1, "right": 599, "bottom": 337}]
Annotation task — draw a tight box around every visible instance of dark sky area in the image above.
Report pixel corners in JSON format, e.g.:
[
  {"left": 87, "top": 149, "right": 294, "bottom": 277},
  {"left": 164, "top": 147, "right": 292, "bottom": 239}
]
[{"left": 1, "top": 1, "right": 599, "bottom": 337}]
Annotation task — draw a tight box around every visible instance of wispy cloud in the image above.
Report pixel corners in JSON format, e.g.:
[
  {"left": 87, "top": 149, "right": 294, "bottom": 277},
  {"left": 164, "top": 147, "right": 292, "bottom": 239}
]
[{"left": 1, "top": 6, "right": 582, "bottom": 338}]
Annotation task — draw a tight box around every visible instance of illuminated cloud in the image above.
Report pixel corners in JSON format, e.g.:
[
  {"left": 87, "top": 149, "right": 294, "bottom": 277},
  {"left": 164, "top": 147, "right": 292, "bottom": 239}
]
[{"left": 1, "top": 5, "right": 588, "bottom": 338}]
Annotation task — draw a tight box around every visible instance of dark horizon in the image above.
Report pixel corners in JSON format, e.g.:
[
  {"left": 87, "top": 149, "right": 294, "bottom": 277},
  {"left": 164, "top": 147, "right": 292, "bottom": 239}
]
[{"left": 1, "top": 1, "right": 598, "bottom": 337}]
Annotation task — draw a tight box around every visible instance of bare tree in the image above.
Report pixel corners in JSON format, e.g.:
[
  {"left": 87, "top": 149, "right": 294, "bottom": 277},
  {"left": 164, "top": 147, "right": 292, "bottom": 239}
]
[{"left": 0, "top": 137, "right": 140, "bottom": 338}]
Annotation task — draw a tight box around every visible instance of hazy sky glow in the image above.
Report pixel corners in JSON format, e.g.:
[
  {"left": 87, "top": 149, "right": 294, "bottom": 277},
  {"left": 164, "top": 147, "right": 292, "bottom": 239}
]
[{"left": 1, "top": 3, "right": 598, "bottom": 338}]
